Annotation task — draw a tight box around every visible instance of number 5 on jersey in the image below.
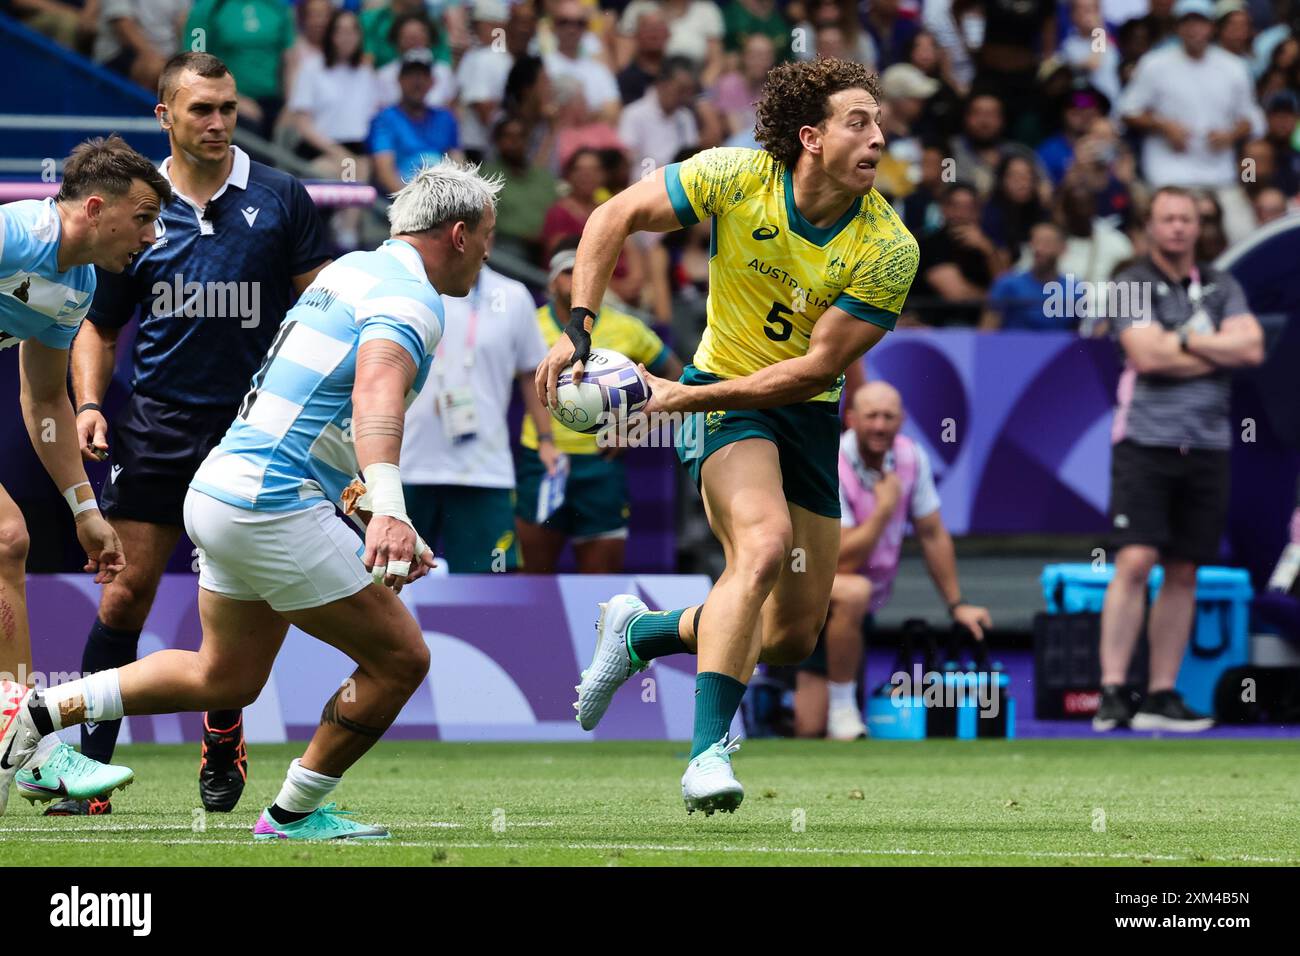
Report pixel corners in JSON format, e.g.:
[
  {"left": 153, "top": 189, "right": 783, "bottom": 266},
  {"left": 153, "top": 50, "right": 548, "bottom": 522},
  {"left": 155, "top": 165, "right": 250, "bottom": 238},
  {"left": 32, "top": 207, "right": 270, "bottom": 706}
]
[{"left": 763, "top": 301, "right": 794, "bottom": 342}]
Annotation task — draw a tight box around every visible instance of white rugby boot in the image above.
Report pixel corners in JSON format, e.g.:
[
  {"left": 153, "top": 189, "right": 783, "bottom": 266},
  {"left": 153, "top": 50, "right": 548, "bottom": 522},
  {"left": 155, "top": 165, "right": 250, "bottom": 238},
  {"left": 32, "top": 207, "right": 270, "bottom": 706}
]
[
  {"left": 0, "top": 681, "right": 44, "bottom": 816},
  {"left": 681, "top": 733, "right": 745, "bottom": 816},
  {"left": 573, "top": 594, "right": 648, "bottom": 731}
]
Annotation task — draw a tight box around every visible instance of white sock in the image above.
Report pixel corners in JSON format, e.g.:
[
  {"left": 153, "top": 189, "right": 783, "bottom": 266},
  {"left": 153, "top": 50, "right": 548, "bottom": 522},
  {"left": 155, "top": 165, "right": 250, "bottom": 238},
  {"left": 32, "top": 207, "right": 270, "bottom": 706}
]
[
  {"left": 30, "top": 730, "right": 64, "bottom": 768},
  {"left": 273, "top": 758, "right": 341, "bottom": 814},
  {"left": 829, "top": 680, "right": 857, "bottom": 709},
  {"left": 42, "top": 670, "right": 124, "bottom": 731}
]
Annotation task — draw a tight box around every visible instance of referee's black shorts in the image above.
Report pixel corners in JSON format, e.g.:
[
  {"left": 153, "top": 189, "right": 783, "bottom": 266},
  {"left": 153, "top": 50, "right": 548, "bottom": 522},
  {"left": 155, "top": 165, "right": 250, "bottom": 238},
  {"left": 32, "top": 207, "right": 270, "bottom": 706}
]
[
  {"left": 100, "top": 392, "right": 238, "bottom": 526},
  {"left": 1108, "top": 439, "right": 1230, "bottom": 566}
]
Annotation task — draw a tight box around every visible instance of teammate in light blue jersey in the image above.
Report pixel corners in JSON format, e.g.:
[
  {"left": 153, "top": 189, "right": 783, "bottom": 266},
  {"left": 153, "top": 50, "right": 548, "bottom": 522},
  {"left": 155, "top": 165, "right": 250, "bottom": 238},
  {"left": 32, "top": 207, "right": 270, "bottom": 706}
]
[
  {"left": 0, "top": 161, "right": 503, "bottom": 841},
  {"left": 0, "top": 135, "right": 169, "bottom": 814}
]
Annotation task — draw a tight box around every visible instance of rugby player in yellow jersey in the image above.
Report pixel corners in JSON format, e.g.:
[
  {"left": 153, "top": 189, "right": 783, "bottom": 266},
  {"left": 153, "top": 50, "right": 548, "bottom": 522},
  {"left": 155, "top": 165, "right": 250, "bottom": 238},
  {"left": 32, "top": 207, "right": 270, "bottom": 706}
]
[{"left": 535, "top": 58, "right": 919, "bottom": 814}]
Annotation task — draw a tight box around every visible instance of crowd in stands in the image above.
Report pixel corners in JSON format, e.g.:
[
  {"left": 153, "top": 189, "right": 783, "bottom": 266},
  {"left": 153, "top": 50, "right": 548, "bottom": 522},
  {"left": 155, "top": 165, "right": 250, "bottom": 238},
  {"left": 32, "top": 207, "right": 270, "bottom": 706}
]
[{"left": 9, "top": 0, "right": 1300, "bottom": 331}]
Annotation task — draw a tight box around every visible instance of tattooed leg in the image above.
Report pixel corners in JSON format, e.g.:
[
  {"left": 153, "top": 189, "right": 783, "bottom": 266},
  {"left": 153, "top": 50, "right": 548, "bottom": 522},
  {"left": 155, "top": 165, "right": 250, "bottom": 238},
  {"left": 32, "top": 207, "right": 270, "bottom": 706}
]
[{"left": 285, "top": 583, "right": 430, "bottom": 778}]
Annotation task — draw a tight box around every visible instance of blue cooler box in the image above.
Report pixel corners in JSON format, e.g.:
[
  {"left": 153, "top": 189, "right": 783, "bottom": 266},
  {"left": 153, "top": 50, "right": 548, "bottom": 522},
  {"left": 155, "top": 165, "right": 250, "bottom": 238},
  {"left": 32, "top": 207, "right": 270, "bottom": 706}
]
[
  {"left": 1040, "top": 564, "right": 1252, "bottom": 717},
  {"left": 1041, "top": 563, "right": 1158, "bottom": 613},
  {"left": 1158, "top": 566, "right": 1252, "bottom": 715},
  {"left": 866, "top": 693, "right": 927, "bottom": 739}
]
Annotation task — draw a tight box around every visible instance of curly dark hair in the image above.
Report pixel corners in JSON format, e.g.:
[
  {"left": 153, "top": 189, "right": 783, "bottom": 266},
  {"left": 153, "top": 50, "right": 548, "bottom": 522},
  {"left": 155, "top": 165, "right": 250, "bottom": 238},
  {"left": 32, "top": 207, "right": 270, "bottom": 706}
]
[{"left": 754, "top": 59, "right": 883, "bottom": 170}]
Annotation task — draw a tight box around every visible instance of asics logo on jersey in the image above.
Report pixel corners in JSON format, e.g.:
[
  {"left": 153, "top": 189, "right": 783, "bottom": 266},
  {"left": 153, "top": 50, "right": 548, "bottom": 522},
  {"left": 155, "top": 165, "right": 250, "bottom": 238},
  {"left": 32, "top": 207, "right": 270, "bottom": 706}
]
[
  {"left": 751, "top": 225, "right": 780, "bottom": 241},
  {"left": 12, "top": 277, "right": 31, "bottom": 303},
  {"left": 241, "top": 206, "right": 260, "bottom": 228}
]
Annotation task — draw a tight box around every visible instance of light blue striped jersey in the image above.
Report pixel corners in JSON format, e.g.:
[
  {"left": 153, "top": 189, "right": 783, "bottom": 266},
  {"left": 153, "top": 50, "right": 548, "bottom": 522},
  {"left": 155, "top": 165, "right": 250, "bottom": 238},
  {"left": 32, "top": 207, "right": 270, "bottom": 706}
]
[
  {"left": 0, "top": 199, "right": 96, "bottom": 351},
  {"left": 191, "top": 239, "right": 445, "bottom": 512}
]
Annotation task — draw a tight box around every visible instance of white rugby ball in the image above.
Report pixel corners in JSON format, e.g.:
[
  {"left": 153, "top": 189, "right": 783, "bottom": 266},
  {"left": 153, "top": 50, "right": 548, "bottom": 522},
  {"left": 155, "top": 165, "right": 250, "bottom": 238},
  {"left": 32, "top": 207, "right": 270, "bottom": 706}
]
[{"left": 552, "top": 348, "right": 652, "bottom": 435}]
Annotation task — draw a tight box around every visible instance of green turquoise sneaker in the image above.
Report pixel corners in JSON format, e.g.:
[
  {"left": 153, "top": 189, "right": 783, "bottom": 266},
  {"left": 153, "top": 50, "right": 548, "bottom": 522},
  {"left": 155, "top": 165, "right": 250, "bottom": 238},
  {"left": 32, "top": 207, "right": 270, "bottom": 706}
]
[
  {"left": 253, "top": 803, "right": 390, "bottom": 840},
  {"left": 15, "top": 742, "right": 134, "bottom": 805}
]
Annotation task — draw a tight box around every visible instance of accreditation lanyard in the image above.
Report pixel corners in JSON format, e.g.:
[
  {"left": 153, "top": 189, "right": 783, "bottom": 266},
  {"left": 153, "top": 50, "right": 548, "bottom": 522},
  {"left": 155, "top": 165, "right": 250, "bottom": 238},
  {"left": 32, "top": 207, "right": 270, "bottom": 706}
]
[
  {"left": 434, "top": 277, "right": 482, "bottom": 380},
  {"left": 1186, "top": 266, "right": 1202, "bottom": 311}
]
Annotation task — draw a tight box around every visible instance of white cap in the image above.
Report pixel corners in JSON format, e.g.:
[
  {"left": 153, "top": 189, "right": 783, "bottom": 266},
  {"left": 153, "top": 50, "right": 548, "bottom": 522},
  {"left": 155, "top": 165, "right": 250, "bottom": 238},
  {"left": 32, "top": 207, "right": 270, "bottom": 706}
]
[
  {"left": 473, "top": 0, "right": 510, "bottom": 23},
  {"left": 880, "top": 63, "right": 941, "bottom": 101}
]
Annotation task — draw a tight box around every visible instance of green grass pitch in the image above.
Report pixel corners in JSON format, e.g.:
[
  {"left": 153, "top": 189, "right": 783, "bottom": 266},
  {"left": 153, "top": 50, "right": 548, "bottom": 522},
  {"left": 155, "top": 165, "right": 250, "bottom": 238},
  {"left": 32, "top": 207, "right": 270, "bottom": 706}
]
[{"left": 1, "top": 739, "right": 1297, "bottom": 866}]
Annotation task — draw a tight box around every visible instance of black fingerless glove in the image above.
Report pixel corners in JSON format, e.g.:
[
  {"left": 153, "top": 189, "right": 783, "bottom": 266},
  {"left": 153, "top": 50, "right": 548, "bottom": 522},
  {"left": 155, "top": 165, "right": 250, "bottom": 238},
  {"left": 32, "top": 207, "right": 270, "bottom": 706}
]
[{"left": 564, "top": 306, "right": 597, "bottom": 365}]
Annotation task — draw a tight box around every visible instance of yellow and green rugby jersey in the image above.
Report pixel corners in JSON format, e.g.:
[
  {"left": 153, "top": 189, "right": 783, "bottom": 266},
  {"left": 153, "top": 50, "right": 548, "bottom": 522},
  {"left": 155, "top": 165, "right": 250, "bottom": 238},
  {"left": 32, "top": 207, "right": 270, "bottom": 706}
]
[
  {"left": 521, "top": 303, "right": 671, "bottom": 455},
  {"left": 664, "top": 147, "right": 919, "bottom": 402}
]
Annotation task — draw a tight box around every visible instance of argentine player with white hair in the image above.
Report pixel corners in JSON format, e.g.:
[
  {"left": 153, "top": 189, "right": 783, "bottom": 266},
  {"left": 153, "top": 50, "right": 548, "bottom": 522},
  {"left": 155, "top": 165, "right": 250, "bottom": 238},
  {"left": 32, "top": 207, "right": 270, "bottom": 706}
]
[{"left": 0, "top": 160, "right": 501, "bottom": 840}]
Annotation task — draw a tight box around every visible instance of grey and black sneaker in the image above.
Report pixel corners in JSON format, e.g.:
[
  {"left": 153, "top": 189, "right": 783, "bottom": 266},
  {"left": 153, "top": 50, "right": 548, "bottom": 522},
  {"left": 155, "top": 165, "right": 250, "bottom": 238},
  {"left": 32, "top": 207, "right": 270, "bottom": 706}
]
[
  {"left": 1092, "top": 684, "right": 1134, "bottom": 731},
  {"left": 1130, "top": 689, "right": 1214, "bottom": 732}
]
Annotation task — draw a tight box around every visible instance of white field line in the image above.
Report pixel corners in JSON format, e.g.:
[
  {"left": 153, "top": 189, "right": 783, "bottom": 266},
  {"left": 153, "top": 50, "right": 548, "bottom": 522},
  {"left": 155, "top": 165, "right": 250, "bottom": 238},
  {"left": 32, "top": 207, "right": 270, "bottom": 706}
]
[{"left": 0, "top": 833, "right": 1292, "bottom": 864}]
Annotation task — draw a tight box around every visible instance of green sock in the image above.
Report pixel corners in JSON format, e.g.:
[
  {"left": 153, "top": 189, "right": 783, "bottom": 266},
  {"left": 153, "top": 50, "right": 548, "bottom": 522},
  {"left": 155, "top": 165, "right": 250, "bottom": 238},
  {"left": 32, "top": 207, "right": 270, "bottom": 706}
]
[
  {"left": 690, "top": 672, "right": 747, "bottom": 759},
  {"left": 625, "top": 608, "right": 688, "bottom": 667}
]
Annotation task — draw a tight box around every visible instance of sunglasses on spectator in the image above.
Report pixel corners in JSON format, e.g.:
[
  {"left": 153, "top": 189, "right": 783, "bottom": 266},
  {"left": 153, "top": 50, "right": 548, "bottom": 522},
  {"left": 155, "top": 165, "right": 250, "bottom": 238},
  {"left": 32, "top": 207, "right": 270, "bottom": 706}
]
[{"left": 556, "top": 17, "right": 585, "bottom": 27}]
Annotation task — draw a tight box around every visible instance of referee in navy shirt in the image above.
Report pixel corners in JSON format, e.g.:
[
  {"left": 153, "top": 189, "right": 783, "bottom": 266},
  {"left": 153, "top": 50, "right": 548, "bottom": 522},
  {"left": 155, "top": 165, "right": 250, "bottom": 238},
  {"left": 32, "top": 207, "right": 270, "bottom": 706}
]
[{"left": 66, "top": 53, "right": 332, "bottom": 816}]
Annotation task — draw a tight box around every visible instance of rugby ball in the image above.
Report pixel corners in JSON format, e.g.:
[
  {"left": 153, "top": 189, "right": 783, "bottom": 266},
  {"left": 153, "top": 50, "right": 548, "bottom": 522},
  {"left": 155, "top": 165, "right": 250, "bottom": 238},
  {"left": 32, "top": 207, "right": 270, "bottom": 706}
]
[{"left": 552, "top": 348, "right": 652, "bottom": 434}]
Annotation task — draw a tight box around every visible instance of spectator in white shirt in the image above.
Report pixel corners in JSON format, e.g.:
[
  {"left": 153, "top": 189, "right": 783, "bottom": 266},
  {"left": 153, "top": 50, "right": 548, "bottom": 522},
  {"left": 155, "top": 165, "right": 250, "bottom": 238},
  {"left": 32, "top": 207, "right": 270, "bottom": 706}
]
[
  {"left": 619, "top": 0, "right": 725, "bottom": 87},
  {"left": 400, "top": 260, "right": 556, "bottom": 574},
  {"left": 618, "top": 57, "right": 700, "bottom": 178},
  {"left": 286, "top": 9, "right": 383, "bottom": 250},
  {"left": 545, "top": 0, "right": 622, "bottom": 124},
  {"left": 92, "top": 0, "right": 189, "bottom": 92},
  {"left": 1055, "top": 172, "right": 1135, "bottom": 335},
  {"left": 285, "top": 0, "right": 333, "bottom": 100},
  {"left": 287, "top": 9, "right": 383, "bottom": 168},
  {"left": 1119, "top": 0, "right": 1264, "bottom": 195},
  {"left": 376, "top": 12, "right": 459, "bottom": 110},
  {"left": 456, "top": 1, "right": 537, "bottom": 159},
  {"left": 1059, "top": 0, "right": 1122, "bottom": 108}
]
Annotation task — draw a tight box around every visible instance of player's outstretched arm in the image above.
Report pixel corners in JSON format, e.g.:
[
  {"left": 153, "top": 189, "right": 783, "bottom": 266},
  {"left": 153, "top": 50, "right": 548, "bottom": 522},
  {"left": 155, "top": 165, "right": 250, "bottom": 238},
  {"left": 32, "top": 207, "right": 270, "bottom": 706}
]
[
  {"left": 18, "top": 339, "right": 125, "bottom": 583},
  {"left": 351, "top": 338, "right": 430, "bottom": 591},
  {"left": 643, "top": 306, "right": 889, "bottom": 414},
  {"left": 535, "top": 166, "right": 687, "bottom": 409}
]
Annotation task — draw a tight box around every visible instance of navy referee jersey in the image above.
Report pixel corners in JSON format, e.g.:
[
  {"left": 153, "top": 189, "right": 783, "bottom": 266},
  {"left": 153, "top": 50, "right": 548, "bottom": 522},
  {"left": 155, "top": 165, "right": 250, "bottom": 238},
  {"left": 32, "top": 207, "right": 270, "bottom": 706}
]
[{"left": 88, "top": 145, "right": 332, "bottom": 407}]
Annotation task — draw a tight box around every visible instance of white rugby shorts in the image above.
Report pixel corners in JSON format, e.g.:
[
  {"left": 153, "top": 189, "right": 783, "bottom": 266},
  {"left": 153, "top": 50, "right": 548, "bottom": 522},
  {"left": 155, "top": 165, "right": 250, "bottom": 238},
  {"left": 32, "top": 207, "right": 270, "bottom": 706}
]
[{"left": 183, "top": 489, "right": 371, "bottom": 612}]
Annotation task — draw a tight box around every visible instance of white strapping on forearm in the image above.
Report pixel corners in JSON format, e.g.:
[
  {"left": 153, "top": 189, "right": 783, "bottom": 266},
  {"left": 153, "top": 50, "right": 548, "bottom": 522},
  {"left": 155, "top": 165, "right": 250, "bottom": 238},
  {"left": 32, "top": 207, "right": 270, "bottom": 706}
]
[
  {"left": 360, "top": 462, "right": 410, "bottom": 523},
  {"left": 61, "top": 481, "right": 98, "bottom": 515}
]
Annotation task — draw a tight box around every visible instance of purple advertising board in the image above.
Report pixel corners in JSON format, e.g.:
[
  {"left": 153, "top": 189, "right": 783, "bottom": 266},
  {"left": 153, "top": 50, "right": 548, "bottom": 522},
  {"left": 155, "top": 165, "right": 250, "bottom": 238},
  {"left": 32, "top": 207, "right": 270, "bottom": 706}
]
[
  {"left": 24, "top": 573, "right": 718, "bottom": 743},
  {"left": 862, "top": 330, "right": 1121, "bottom": 536}
]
